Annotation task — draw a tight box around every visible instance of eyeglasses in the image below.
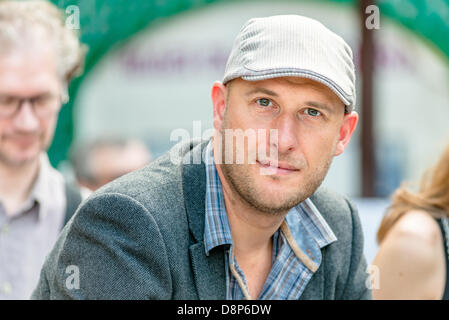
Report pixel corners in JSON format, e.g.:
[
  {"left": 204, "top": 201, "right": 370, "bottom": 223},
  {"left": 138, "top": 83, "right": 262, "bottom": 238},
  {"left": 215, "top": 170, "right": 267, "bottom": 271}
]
[{"left": 0, "top": 93, "right": 62, "bottom": 119}]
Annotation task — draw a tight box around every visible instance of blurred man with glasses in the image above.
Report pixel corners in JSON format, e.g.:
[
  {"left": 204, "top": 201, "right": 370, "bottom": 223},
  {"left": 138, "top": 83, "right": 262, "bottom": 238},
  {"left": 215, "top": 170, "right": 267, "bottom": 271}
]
[{"left": 0, "top": 0, "right": 85, "bottom": 299}]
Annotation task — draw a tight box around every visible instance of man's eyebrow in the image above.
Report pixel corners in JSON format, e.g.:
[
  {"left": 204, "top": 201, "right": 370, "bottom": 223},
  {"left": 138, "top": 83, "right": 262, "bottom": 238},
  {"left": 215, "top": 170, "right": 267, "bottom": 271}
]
[
  {"left": 0, "top": 92, "right": 52, "bottom": 98},
  {"left": 245, "top": 87, "right": 279, "bottom": 97},
  {"left": 306, "top": 101, "right": 334, "bottom": 113}
]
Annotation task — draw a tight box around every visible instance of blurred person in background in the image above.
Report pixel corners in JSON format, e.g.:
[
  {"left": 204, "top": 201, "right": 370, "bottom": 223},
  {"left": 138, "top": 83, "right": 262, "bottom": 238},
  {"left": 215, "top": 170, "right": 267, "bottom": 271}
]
[
  {"left": 373, "top": 143, "right": 449, "bottom": 300},
  {"left": 71, "top": 138, "right": 152, "bottom": 191},
  {"left": 0, "top": 0, "right": 86, "bottom": 299}
]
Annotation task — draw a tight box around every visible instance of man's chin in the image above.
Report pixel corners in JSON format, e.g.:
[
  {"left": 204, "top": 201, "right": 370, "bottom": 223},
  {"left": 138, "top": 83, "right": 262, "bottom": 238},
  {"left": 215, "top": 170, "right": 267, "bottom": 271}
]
[
  {"left": 242, "top": 189, "right": 307, "bottom": 216},
  {"left": 0, "top": 150, "right": 41, "bottom": 167}
]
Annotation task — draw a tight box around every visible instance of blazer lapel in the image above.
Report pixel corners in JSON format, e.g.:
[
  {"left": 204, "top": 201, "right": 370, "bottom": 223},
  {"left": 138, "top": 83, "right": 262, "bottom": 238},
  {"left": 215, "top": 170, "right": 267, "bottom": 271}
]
[
  {"left": 189, "top": 243, "right": 226, "bottom": 300},
  {"left": 182, "top": 140, "right": 226, "bottom": 300}
]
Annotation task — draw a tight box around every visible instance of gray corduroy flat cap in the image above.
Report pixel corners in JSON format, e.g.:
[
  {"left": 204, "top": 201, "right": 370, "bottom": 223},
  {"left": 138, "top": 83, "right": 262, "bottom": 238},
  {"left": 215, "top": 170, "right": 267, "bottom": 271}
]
[{"left": 223, "top": 15, "right": 356, "bottom": 112}]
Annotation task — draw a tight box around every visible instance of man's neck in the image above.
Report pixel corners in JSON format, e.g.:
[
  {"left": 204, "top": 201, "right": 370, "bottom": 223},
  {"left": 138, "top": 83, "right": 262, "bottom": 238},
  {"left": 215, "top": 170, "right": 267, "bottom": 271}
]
[
  {"left": 223, "top": 189, "right": 284, "bottom": 255},
  {"left": 214, "top": 164, "right": 285, "bottom": 255},
  {"left": 0, "top": 156, "right": 41, "bottom": 216}
]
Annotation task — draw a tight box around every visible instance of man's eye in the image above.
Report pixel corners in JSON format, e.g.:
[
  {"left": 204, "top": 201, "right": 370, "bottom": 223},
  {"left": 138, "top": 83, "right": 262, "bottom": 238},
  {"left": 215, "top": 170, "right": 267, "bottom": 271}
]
[
  {"left": 33, "top": 95, "right": 51, "bottom": 107},
  {"left": 256, "top": 98, "right": 273, "bottom": 108},
  {"left": 0, "top": 96, "right": 17, "bottom": 106},
  {"left": 305, "top": 108, "right": 321, "bottom": 117}
]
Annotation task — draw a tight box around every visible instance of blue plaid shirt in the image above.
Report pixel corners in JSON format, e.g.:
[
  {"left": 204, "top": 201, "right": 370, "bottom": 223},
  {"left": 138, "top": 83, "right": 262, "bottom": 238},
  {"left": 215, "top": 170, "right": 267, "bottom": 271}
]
[{"left": 203, "top": 141, "right": 338, "bottom": 300}]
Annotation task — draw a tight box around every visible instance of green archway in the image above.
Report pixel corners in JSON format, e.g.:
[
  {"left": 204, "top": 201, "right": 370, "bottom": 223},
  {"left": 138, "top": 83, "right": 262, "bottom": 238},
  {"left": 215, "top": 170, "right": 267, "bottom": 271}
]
[{"left": 49, "top": 0, "right": 449, "bottom": 167}]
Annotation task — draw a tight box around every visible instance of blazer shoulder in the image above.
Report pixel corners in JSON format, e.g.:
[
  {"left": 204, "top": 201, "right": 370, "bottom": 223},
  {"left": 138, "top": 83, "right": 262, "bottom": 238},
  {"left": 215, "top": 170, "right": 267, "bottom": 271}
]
[
  {"left": 310, "top": 187, "right": 357, "bottom": 238},
  {"left": 309, "top": 187, "right": 371, "bottom": 300},
  {"left": 309, "top": 187, "right": 364, "bottom": 264},
  {"left": 33, "top": 190, "right": 173, "bottom": 299}
]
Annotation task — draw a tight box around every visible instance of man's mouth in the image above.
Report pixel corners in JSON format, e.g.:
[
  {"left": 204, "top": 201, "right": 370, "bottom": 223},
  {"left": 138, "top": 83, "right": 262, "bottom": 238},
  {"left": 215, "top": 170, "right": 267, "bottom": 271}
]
[
  {"left": 256, "top": 160, "right": 300, "bottom": 175},
  {"left": 6, "top": 135, "right": 39, "bottom": 147}
]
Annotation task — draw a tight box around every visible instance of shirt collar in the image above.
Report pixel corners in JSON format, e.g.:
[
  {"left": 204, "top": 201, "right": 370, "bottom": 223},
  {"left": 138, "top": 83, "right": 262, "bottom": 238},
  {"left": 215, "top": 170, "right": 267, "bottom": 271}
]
[
  {"left": 0, "top": 153, "right": 59, "bottom": 220},
  {"left": 28, "top": 153, "right": 52, "bottom": 221},
  {"left": 281, "top": 199, "right": 338, "bottom": 271},
  {"left": 203, "top": 140, "right": 338, "bottom": 262},
  {"left": 204, "top": 141, "right": 233, "bottom": 255}
]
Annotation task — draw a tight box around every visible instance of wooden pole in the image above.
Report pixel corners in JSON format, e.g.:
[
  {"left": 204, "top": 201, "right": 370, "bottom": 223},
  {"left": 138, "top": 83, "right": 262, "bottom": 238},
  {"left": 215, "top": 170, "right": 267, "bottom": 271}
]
[{"left": 359, "top": 0, "right": 376, "bottom": 197}]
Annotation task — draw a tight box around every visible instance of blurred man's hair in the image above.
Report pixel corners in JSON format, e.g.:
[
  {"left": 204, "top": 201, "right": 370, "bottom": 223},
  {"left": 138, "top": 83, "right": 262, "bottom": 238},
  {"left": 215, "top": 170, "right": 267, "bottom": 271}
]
[
  {"left": 0, "top": 0, "right": 86, "bottom": 83},
  {"left": 71, "top": 138, "right": 152, "bottom": 187}
]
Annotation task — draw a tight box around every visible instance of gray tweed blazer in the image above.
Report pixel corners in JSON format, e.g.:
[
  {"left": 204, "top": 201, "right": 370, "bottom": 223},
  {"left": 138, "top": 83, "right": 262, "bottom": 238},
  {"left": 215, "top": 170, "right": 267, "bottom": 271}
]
[{"left": 32, "top": 139, "right": 372, "bottom": 300}]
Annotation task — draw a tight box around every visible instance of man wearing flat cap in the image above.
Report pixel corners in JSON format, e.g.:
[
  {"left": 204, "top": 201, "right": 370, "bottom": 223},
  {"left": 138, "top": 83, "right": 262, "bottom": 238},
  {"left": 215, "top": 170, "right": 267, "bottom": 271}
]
[{"left": 33, "top": 15, "right": 371, "bottom": 300}]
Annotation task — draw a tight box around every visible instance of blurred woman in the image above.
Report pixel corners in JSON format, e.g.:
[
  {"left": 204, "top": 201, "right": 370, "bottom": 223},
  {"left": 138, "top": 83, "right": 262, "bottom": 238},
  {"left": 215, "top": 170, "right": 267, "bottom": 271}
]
[{"left": 373, "top": 144, "right": 449, "bottom": 300}]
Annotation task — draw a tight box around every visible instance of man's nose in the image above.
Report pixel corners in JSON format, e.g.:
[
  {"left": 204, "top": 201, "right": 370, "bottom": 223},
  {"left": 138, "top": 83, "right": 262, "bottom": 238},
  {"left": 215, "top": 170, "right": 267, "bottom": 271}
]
[
  {"left": 12, "top": 101, "right": 40, "bottom": 131},
  {"left": 272, "top": 114, "right": 299, "bottom": 154}
]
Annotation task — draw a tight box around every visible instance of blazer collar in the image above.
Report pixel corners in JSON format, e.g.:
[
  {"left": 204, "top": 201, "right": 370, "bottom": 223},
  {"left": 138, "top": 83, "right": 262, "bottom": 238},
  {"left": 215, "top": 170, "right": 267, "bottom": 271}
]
[
  {"left": 181, "top": 139, "right": 226, "bottom": 299},
  {"left": 181, "top": 139, "right": 208, "bottom": 243}
]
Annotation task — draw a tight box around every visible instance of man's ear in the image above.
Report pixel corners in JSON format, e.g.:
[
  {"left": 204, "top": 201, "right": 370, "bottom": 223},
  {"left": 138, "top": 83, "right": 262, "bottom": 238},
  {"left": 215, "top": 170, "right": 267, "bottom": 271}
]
[
  {"left": 211, "top": 81, "right": 227, "bottom": 131},
  {"left": 334, "top": 111, "right": 358, "bottom": 156}
]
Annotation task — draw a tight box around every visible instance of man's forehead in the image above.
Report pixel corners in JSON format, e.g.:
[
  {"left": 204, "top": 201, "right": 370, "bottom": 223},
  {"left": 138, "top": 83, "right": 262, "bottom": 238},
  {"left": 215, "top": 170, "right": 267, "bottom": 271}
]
[
  {"left": 0, "top": 48, "right": 60, "bottom": 94},
  {"left": 229, "top": 77, "right": 344, "bottom": 106},
  {"left": 232, "top": 76, "right": 330, "bottom": 89},
  {"left": 0, "top": 44, "right": 57, "bottom": 66}
]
